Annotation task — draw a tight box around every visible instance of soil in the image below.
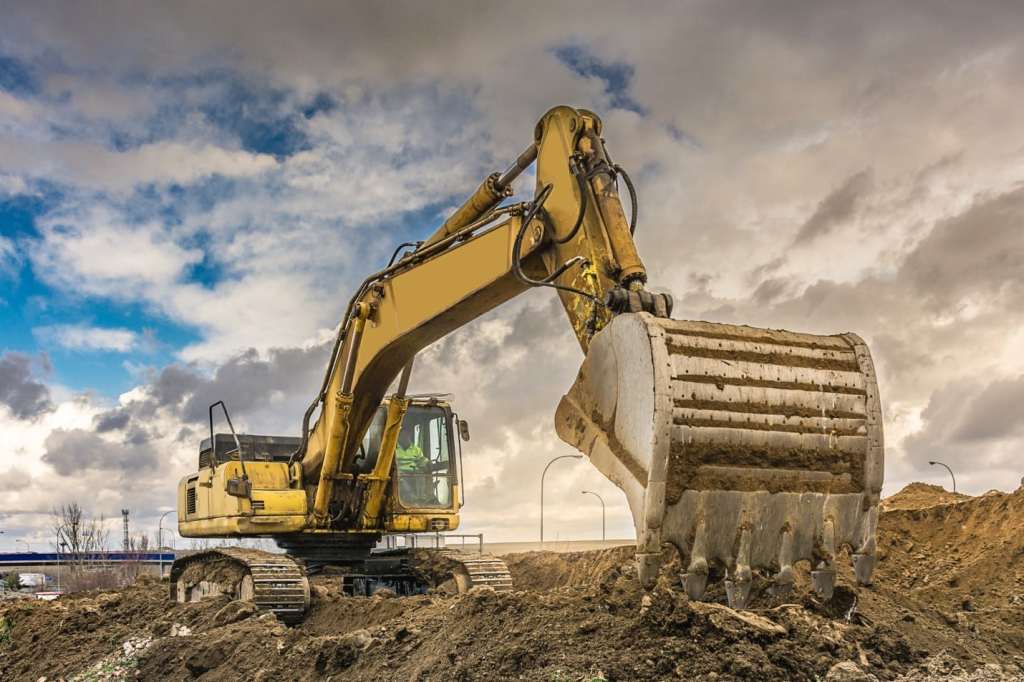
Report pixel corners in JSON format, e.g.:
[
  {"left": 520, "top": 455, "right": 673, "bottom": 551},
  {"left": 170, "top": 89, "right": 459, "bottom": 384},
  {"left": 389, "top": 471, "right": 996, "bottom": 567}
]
[
  {"left": 2, "top": 483, "right": 1023, "bottom": 681},
  {"left": 880, "top": 482, "right": 970, "bottom": 511}
]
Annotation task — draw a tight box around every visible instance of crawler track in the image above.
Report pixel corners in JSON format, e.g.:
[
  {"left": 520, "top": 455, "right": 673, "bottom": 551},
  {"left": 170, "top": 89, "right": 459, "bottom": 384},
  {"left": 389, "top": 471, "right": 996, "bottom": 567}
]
[
  {"left": 170, "top": 548, "right": 311, "bottom": 624},
  {"left": 450, "top": 553, "right": 514, "bottom": 592}
]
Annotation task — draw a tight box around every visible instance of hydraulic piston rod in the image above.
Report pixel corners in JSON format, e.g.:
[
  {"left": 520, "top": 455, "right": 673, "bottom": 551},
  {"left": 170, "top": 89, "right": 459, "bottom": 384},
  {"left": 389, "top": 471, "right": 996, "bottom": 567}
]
[{"left": 421, "top": 143, "right": 538, "bottom": 248}]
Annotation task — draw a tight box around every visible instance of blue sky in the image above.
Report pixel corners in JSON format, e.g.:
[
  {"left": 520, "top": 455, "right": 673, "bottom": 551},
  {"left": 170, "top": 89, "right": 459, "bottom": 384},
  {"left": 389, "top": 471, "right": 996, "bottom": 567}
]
[{"left": 1, "top": 187, "right": 201, "bottom": 395}]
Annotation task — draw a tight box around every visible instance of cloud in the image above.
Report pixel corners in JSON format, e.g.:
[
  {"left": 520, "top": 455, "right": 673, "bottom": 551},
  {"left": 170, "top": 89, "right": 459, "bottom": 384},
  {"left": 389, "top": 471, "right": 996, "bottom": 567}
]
[
  {"left": 93, "top": 408, "right": 131, "bottom": 432},
  {"left": 90, "top": 341, "right": 333, "bottom": 443},
  {"left": 0, "top": 467, "right": 32, "bottom": 493},
  {"left": 903, "top": 375, "right": 1024, "bottom": 487},
  {"left": 42, "top": 427, "right": 158, "bottom": 476},
  {"left": 792, "top": 169, "right": 874, "bottom": 244},
  {"left": 34, "top": 324, "right": 139, "bottom": 352},
  {"left": 0, "top": 138, "right": 278, "bottom": 192},
  {"left": 0, "top": 352, "right": 53, "bottom": 419},
  {"left": 901, "top": 185, "right": 1024, "bottom": 313},
  {"left": 0, "top": 89, "right": 34, "bottom": 120},
  {"left": 32, "top": 208, "right": 203, "bottom": 295},
  {"left": 0, "top": 173, "right": 31, "bottom": 197},
  {"left": 0, "top": 235, "right": 19, "bottom": 279},
  {"left": 950, "top": 376, "right": 1024, "bottom": 443}
]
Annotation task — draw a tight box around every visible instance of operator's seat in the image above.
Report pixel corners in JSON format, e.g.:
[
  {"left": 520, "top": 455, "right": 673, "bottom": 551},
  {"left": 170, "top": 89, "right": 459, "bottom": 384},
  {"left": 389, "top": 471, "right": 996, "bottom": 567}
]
[{"left": 198, "top": 434, "right": 301, "bottom": 468}]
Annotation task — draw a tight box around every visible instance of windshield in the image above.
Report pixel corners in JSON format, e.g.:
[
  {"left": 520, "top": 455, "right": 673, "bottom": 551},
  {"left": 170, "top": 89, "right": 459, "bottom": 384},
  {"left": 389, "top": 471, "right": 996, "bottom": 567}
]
[{"left": 394, "top": 405, "right": 454, "bottom": 509}]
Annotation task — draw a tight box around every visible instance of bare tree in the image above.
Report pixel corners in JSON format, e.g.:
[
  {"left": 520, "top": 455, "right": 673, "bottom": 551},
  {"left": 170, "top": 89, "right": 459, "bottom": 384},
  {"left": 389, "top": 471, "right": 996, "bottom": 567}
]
[
  {"left": 51, "top": 502, "right": 110, "bottom": 570},
  {"left": 128, "top": 533, "right": 150, "bottom": 551},
  {"left": 122, "top": 532, "right": 153, "bottom": 583},
  {"left": 51, "top": 502, "right": 116, "bottom": 591}
]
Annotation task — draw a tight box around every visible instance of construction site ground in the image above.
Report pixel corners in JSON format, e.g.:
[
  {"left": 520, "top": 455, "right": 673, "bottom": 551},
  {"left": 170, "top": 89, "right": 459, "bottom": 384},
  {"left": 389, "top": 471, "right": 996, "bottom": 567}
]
[{"left": 2, "top": 483, "right": 1023, "bottom": 681}]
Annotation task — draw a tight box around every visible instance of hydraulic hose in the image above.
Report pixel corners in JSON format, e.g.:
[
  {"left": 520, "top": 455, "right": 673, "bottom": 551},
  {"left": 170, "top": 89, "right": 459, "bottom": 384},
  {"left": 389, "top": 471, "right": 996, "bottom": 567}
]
[{"left": 512, "top": 184, "right": 604, "bottom": 306}]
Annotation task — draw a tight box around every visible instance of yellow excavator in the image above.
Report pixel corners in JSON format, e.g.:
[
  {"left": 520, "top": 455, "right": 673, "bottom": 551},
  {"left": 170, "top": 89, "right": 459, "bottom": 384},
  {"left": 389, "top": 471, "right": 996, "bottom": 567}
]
[{"left": 171, "top": 105, "right": 884, "bottom": 622}]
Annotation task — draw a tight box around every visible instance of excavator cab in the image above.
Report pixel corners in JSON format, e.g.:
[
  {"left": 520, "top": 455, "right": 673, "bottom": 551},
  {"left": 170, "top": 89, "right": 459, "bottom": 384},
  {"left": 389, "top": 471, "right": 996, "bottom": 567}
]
[
  {"left": 177, "top": 396, "right": 464, "bottom": 538},
  {"left": 354, "top": 401, "right": 459, "bottom": 510},
  {"left": 379, "top": 397, "right": 465, "bottom": 532}
]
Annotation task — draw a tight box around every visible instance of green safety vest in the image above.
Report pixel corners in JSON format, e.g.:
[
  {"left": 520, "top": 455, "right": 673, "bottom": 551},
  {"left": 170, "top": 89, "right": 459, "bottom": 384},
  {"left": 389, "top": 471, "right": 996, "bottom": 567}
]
[{"left": 396, "top": 443, "right": 426, "bottom": 472}]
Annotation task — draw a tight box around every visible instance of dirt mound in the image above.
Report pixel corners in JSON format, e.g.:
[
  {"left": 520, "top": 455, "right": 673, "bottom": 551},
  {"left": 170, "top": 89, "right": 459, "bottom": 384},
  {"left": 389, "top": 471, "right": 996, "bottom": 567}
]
[
  {"left": 882, "top": 483, "right": 970, "bottom": 511},
  {"left": 875, "top": 486, "right": 1024, "bottom": 626},
  {"left": 3, "top": 485, "right": 1024, "bottom": 681},
  {"left": 503, "top": 545, "right": 636, "bottom": 591}
]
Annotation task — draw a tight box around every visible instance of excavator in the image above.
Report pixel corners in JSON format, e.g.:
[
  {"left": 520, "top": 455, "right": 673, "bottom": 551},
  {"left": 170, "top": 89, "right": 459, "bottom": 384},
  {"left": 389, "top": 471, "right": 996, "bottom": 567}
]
[{"left": 171, "top": 105, "right": 884, "bottom": 623}]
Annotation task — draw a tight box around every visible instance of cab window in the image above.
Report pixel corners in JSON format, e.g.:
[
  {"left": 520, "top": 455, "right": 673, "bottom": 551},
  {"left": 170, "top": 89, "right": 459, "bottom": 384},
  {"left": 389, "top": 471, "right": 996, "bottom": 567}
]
[{"left": 394, "top": 405, "right": 454, "bottom": 508}]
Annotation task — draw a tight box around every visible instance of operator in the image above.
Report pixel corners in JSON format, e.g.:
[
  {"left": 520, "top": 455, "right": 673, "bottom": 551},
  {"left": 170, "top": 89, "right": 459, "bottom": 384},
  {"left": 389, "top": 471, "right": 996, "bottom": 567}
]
[{"left": 396, "top": 427, "right": 430, "bottom": 504}]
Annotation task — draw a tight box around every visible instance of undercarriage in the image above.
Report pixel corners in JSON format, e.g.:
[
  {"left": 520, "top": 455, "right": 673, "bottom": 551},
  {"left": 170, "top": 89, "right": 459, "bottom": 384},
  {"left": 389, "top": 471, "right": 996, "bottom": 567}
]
[{"left": 169, "top": 541, "right": 513, "bottom": 624}]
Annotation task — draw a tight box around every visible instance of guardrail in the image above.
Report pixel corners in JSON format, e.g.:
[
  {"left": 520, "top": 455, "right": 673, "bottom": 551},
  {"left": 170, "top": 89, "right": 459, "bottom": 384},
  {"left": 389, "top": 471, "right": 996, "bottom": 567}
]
[
  {"left": 441, "top": 533, "right": 484, "bottom": 553},
  {"left": 0, "top": 551, "right": 175, "bottom": 566}
]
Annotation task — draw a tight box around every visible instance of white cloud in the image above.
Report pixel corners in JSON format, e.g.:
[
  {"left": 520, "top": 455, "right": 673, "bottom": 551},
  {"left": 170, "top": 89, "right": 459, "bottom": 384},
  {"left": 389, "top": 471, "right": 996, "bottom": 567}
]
[
  {"left": 0, "top": 236, "right": 19, "bottom": 279},
  {"left": 0, "top": 137, "right": 278, "bottom": 191},
  {"left": 0, "top": 90, "right": 34, "bottom": 121},
  {"left": 0, "top": 173, "right": 31, "bottom": 197},
  {"left": 34, "top": 324, "right": 139, "bottom": 353},
  {"left": 32, "top": 207, "right": 202, "bottom": 295},
  {"left": 0, "top": 390, "right": 191, "bottom": 549},
  {"left": 44, "top": 73, "right": 159, "bottom": 122}
]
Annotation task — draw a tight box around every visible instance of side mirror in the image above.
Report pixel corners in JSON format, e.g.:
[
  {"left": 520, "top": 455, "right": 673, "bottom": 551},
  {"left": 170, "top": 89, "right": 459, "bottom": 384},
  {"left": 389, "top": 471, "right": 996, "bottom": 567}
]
[{"left": 458, "top": 419, "right": 470, "bottom": 442}]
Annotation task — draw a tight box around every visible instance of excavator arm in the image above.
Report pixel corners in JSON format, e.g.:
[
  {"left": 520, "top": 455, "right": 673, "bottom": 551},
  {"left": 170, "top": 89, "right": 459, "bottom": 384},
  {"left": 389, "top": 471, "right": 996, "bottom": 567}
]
[
  {"left": 295, "top": 106, "right": 670, "bottom": 515},
  {"left": 290, "top": 104, "right": 883, "bottom": 607}
]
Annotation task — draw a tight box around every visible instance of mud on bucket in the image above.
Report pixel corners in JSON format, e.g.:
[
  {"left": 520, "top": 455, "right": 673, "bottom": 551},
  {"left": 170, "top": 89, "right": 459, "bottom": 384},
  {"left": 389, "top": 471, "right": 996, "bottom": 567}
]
[{"left": 554, "top": 312, "right": 884, "bottom": 608}]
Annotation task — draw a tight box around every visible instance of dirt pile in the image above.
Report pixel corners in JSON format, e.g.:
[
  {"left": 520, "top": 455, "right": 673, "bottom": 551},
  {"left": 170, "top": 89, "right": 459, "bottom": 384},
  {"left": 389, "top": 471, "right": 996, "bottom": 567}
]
[
  {"left": 2, "top": 484, "right": 1023, "bottom": 681},
  {"left": 503, "top": 545, "right": 637, "bottom": 591},
  {"left": 869, "top": 484, "right": 1024, "bottom": 666},
  {"left": 881, "top": 483, "right": 970, "bottom": 511}
]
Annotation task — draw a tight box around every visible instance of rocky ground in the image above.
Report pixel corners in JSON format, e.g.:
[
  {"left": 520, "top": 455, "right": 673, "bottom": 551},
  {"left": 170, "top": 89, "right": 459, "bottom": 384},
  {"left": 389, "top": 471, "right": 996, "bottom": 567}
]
[{"left": 2, "top": 483, "right": 1023, "bottom": 681}]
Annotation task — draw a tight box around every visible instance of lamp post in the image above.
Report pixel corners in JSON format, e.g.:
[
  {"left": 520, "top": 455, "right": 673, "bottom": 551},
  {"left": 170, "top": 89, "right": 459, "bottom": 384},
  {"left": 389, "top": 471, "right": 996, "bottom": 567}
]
[
  {"left": 57, "top": 540, "right": 66, "bottom": 592},
  {"left": 16, "top": 539, "right": 29, "bottom": 552},
  {"left": 157, "top": 511, "right": 175, "bottom": 578},
  {"left": 540, "top": 455, "right": 583, "bottom": 543},
  {"left": 581, "top": 490, "right": 606, "bottom": 541},
  {"left": 928, "top": 460, "right": 957, "bottom": 493}
]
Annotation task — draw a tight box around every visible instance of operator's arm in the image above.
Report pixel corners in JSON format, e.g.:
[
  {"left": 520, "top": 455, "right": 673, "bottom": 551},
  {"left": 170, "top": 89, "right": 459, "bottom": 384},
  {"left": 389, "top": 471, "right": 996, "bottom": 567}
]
[{"left": 296, "top": 106, "right": 670, "bottom": 525}]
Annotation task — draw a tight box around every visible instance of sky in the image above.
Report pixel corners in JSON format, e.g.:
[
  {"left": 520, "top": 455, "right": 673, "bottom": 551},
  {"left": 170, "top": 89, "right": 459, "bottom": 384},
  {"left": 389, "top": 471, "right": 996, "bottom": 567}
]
[{"left": 1, "top": 1, "right": 1023, "bottom": 551}]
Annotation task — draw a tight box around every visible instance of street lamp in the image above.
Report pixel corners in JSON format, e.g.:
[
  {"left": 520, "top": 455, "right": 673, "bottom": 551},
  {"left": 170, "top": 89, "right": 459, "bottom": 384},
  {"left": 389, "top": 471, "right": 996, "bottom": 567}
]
[
  {"left": 157, "top": 511, "right": 175, "bottom": 578},
  {"left": 540, "top": 455, "right": 583, "bottom": 543},
  {"left": 57, "top": 540, "right": 67, "bottom": 592},
  {"left": 581, "top": 490, "right": 606, "bottom": 541},
  {"left": 928, "top": 460, "right": 957, "bottom": 493},
  {"left": 16, "top": 539, "right": 30, "bottom": 552}
]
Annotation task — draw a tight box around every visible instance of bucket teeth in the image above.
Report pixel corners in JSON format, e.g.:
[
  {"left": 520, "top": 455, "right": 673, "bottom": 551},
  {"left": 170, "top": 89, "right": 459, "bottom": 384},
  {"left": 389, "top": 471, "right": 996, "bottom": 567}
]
[
  {"left": 725, "top": 526, "right": 753, "bottom": 609},
  {"left": 852, "top": 506, "right": 879, "bottom": 586},
  {"left": 772, "top": 526, "right": 796, "bottom": 598},
  {"left": 811, "top": 563, "right": 836, "bottom": 600},
  {"left": 852, "top": 553, "right": 876, "bottom": 586},
  {"left": 684, "top": 519, "right": 710, "bottom": 600},
  {"left": 725, "top": 573, "right": 752, "bottom": 609},
  {"left": 636, "top": 551, "right": 661, "bottom": 590},
  {"left": 772, "top": 568, "right": 794, "bottom": 599},
  {"left": 812, "top": 518, "right": 838, "bottom": 600},
  {"left": 683, "top": 565, "right": 708, "bottom": 602}
]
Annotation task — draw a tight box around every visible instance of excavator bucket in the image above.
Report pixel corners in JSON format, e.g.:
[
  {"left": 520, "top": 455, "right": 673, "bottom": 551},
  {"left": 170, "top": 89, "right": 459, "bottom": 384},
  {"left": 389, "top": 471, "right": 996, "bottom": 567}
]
[{"left": 555, "top": 313, "right": 883, "bottom": 607}]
